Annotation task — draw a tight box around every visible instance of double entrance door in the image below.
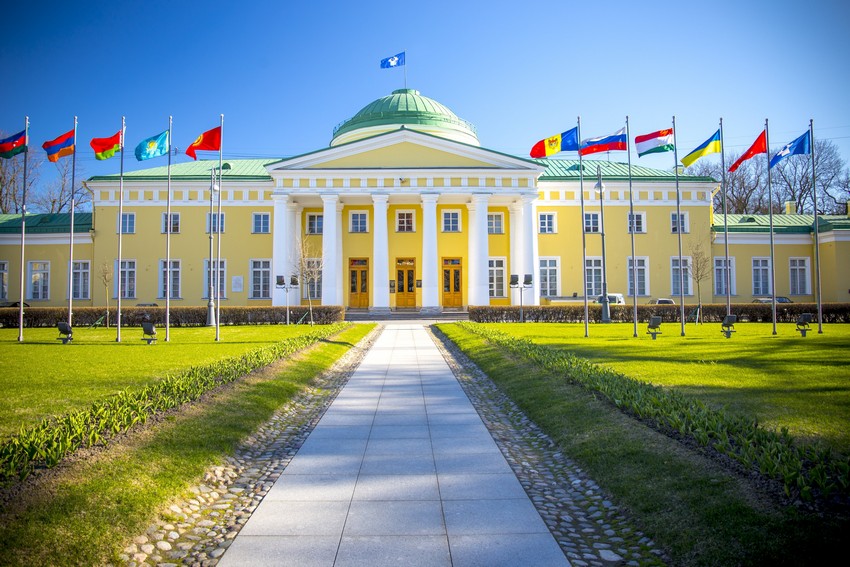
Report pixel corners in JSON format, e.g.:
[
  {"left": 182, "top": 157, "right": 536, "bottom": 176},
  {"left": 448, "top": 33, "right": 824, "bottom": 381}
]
[
  {"left": 396, "top": 258, "right": 416, "bottom": 308},
  {"left": 349, "top": 258, "right": 368, "bottom": 308},
  {"left": 442, "top": 258, "right": 462, "bottom": 308}
]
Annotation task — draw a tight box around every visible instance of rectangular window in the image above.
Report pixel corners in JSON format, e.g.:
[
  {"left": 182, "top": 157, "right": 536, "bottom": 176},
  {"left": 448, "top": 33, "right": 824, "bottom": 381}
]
[
  {"left": 584, "top": 212, "right": 600, "bottom": 233},
  {"left": 539, "top": 257, "right": 559, "bottom": 297},
  {"left": 714, "top": 257, "right": 736, "bottom": 296},
  {"left": 159, "top": 259, "right": 181, "bottom": 299},
  {"left": 671, "top": 212, "right": 689, "bottom": 233},
  {"left": 585, "top": 258, "right": 602, "bottom": 297},
  {"left": 250, "top": 259, "right": 271, "bottom": 299},
  {"left": 252, "top": 212, "right": 270, "bottom": 234},
  {"left": 488, "top": 258, "right": 506, "bottom": 298},
  {"left": 752, "top": 257, "right": 770, "bottom": 295},
  {"left": 161, "top": 212, "right": 180, "bottom": 234},
  {"left": 306, "top": 213, "right": 323, "bottom": 235},
  {"left": 28, "top": 261, "right": 50, "bottom": 300},
  {"left": 628, "top": 257, "right": 648, "bottom": 296},
  {"left": 396, "top": 211, "right": 415, "bottom": 232},
  {"left": 203, "top": 259, "right": 227, "bottom": 299},
  {"left": 118, "top": 259, "right": 136, "bottom": 299},
  {"left": 487, "top": 213, "right": 504, "bottom": 234},
  {"left": 206, "top": 212, "right": 225, "bottom": 234},
  {"left": 442, "top": 210, "right": 461, "bottom": 232},
  {"left": 0, "top": 261, "right": 7, "bottom": 299},
  {"left": 304, "top": 258, "right": 322, "bottom": 300},
  {"left": 628, "top": 212, "right": 646, "bottom": 233},
  {"left": 789, "top": 258, "right": 809, "bottom": 295},
  {"left": 72, "top": 261, "right": 90, "bottom": 300},
  {"left": 120, "top": 212, "right": 135, "bottom": 234},
  {"left": 538, "top": 212, "right": 556, "bottom": 234},
  {"left": 349, "top": 211, "right": 368, "bottom": 233},
  {"left": 672, "top": 257, "right": 692, "bottom": 296}
]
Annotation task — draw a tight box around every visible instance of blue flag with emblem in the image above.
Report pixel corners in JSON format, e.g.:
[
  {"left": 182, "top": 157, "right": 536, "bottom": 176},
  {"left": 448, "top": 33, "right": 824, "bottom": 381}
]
[
  {"left": 380, "top": 52, "right": 405, "bottom": 69},
  {"left": 134, "top": 130, "right": 170, "bottom": 161},
  {"left": 769, "top": 130, "right": 811, "bottom": 169}
]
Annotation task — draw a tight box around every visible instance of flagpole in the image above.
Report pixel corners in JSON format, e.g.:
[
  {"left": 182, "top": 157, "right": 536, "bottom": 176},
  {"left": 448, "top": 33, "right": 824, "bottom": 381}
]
[
  {"left": 165, "top": 116, "right": 173, "bottom": 341},
  {"left": 116, "top": 117, "right": 125, "bottom": 342},
  {"left": 672, "top": 116, "right": 685, "bottom": 336},
  {"left": 215, "top": 113, "right": 223, "bottom": 342},
  {"left": 403, "top": 49, "right": 407, "bottom": 89},
  {"left": 626, "top": 116, "right": 637, "bottom": 338},
  {"left": 578, "top": 116, "right": 588, "bottom": 338},
  {"left": 765, "top": 119, "right": 777, "bottom": 335},
  {"left": 17, "top": 117, "right": 29, "bottom": 342},
  {"left": 810, "top": 119, "right": 823, "bottom": 333},
  {"left": 67, "top": 117, "right": 78, "bottom": 327},
  {"left": 720, "top": 118, "right": 731, "bottom": 316}
]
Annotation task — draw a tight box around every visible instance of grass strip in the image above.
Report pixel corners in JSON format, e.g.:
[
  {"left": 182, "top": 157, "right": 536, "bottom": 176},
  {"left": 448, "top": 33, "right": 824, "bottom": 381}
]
[
  {"left": 0, "top": 323, "right": 373, "bottom": 566},
  {"left": 438, "top": 323, "right": 847, "bottom": 567}
]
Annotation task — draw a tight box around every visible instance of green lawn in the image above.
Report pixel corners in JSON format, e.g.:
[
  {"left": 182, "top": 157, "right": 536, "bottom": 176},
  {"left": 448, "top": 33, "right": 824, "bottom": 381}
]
[
  {"left": 0, "top": 326, "right": 336, "bottom": 438},
  {"left": 477, "top": 322, "right": 850, "bottom": 452}
]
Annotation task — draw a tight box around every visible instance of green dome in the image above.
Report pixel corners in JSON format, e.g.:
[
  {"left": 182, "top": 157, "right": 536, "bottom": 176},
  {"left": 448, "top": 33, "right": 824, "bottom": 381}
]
[{"left": 331, "top": 88, "right": 479, "bottom": 146}]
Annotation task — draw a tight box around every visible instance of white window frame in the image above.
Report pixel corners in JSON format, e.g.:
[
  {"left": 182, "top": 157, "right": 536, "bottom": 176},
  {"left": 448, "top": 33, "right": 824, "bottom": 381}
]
[
  {"left": 119, "top": 212, "right": 135, "bottom": 234},
  {"left": 442, "top": 209, "right": 462, "bottom": 233},
  {"left": 115, "top": 259, "right": 136, "bottom": 299},
  {"left": 303, "top": 258, "right": 322, "bottom": 300},
  {"left": 538, "top": 212, "right": 556, "bottom": 234},
  {"left": 252, "top": 212, "right": 270, "bottom": 234},
  {"left": 539, "top": 257, "right": 559, "bottom": 297},
  {"left": 250, "top": 259, "right": 272, "bottom": 299},
  {"left": 585, "top": 257, "right": 602, "bottom": 297},
  {"left": 27, "top": 261, "right": 50, "bottom": 300},
  {"left": 627, "top": 256, "right": 649, "bottom": 297},
  {"left": 71, "top": 260, "right": 90, "bottom": 300},
  {"left": 789, "top": 257, "right": 810, "bottom": 296},
  {"left": 713, "top": 256, "right": 736, "bottom": 296},
  {"left": 487, "top": 212, "right": 504, "bottom": 234},
  {"left": 349, "top": 210, "right": 369, "bottom": 233},
  {"left": 161, "top": 212, "right": 180, "bottom": 234},
  {"left": 306, "top": 213, "right": 323, "bottom": 235},
  {"left": 488, "top": 257, "right": 506, "bottom": 298},
  {"left": 396, "top": 210, "right": 415, "bottom": 233},
  {"left": 584, "top": 212, "right": 600, "bottom": 233},
  {"left": 0, "top": 261, "right": 8, "bottom": 299},
  {"left": 671, "top": 212, "right": 689, "bottom": 234},
  {"left": 628, "top": 211, "right": 646, "bottom": 234},
  {"left": 752, "top": 257, "right": 771, "bottom": 296},
  {"left": 158, "top": 259, "right": 181, "bottom": 299},
  {"left": 206, "top": 212, "right": 226, "bottom": 234},
  {"left": 671, "top": 256, "right": 693, "bottom": 296},
  {"left": 203, "top": 259, "right": 227, "bottom": 299}
]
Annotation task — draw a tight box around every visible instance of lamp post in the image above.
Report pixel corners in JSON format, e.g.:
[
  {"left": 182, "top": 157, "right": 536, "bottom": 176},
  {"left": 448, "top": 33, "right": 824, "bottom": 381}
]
[
  {"left": 275, "top": 275, "right": 299, "bottom": 325},
  {"left": 510, "top": 273, "right": 533, "bottom": 323},
  {"left": 595, "top": 166, "right": 611, "bottom": 323},
  {"left": 206, "top": 169, "right": 218, "bottom": 327}
]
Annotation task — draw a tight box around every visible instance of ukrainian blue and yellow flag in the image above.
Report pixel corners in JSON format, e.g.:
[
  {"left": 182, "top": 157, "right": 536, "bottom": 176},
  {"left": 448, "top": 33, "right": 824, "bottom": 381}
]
[
  {"left": 134, "top": 130, "right": 170, "bottom": 161},
  {"left": 681, "top": 130, "right": 721, "bottom": 168}
]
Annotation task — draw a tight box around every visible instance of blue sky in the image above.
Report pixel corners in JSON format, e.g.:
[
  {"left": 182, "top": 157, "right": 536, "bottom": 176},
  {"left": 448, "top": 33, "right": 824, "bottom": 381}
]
[{"left": 2, "top": 0, "right": 848, "bottom": 183}]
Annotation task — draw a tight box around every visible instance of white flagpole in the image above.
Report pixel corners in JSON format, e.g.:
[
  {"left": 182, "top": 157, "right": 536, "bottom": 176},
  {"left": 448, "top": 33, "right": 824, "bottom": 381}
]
[
  {"left": 578, "top": 116, "right": 588, "bottom": 338},
  {"left": 810, "top": 119, "right": 823, "bottom": 333},
  {"left": 673, "top": 116, "right": 685, "bottom": 336},
  {"left": 765, "top": 119, "right": 777, "bottom": 335},
  {"left": 165, "top": 116, "right": 173, "bottom": 341},
  {"left": 215, "top": 113, "right": 224, "bottom": 342},
  {"left": 116, "top": 117, "right": 125, "bottom": 342},
  {"left": 17, "top": 117, "right": 29, "bottom": 342},
  {"left": 626, "top": 116, "right": 637, "bottom": 338},
  {"left": 67, "top": 116, "right": 77, "bottom": 327},
  {"left": 720, "top": 118, "right": 731, "bottom": 316}
]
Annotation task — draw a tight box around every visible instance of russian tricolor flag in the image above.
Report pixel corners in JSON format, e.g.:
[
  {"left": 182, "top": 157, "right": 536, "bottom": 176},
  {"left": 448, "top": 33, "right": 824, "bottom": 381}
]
[
  {"left": 42, "top": 129, "right": 75, "bottom": 162},
  {"left": 579, "top": 127, "right": 627, "bottom": 156}
]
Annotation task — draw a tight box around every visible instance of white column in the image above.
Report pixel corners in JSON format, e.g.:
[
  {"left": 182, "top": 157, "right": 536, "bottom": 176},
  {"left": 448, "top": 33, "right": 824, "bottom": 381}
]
[
  {"left": 336, "top": 202, "right": 344, "bottom": 305},
  {"left": 272, "top": 193, "right": 289, "bottom": 306},
  {"left": 509, "top": 200, "right": 521, "bottom": 306},
  {"left": 522, "top": 194, "right": 540, "bottom": 305},
  {"left": 371, "top": 194, "right": 390, "bottom": 312},
  {"left": 421, "top": 193, "right": 440, "bottom": 312},
  {"left": 286, "top": 202, "right": 299, "bottom": 306},
  {"left": 467, "top": 193, "right": 491, "bottom": 306},
  {"left": 321, "top": 194, "right": 339, "bottom": 306}
]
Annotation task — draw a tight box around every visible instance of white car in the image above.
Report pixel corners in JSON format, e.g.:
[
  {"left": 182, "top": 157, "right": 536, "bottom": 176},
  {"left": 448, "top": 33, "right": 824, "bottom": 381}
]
[{"left": 595, "top": 293, "right": 625, "bottom": 305}]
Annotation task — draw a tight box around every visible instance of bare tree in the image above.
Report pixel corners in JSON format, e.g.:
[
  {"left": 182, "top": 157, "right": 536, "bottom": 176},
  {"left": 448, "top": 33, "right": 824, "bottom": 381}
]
[
  {"left": 29, "top": 159, "right": 90, "bottom": 213},
  {"left": 690, "top": 155, "right": 770, "bottom": 214},
  {"left": 687, "top": 239, "right": 712, "bottom": 322},
  {"left": 98, "top": 262, "right": 112, "bottom": 327},
  {"left": 772, "top": 140, "right": 846, "bottom": 214},
  {"left": 296, "top": 237, "right": 323, "bottom": 325},
  {"left": 0, "top": 143, "right": 42, "bottom": 214}
]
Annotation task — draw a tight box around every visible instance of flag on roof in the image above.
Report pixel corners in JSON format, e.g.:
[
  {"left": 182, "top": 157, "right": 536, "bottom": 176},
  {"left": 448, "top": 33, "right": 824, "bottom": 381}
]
[
  {"left": 0, "top": 130, "right": 27, "bottom": 159},
  {"left": 90, "top": 130, "right": 122, "bottom": 160},
  {"left": 380, "top": 52, "right": 405, "bottom": 68},
  {"left": 769, "top": 130, "right": 811, "bottom": 169},
  {"left": 681, "top": 129, "right": 721, "bottom": 168},
  {"left": 728, "top": 130, "right": 767, "bottom": 172},
  {"left": 635, "top": 128, "right": 674, "bottom": 157},
  {"left": 42, "top": 129, "right": 75, "bottom": 162},
  {"left": 186, "top": 125, "right": 222, "bottom": 160},
  {"left": 134, "top": 130, "right": 170, "bottom": 161},
  {"left": 530, "top": 127, "right": 579, "bottom": 158},
  {"left": 579, "top": 128, "right": 627, "bottom": 156}
]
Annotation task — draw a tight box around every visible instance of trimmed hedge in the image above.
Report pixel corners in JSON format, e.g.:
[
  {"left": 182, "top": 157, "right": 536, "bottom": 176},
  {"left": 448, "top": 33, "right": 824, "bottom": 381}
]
[
  {"left": 470, "top": 303, "right": 850, "bottom": 324},
  {"left": 0, "top": 305, "right": 344, "bottom": 328}
]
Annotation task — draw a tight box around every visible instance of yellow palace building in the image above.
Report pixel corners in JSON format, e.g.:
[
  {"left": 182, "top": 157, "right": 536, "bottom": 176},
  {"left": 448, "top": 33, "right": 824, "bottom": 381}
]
[{"left": 1, "top": 89, "right": 848, "bottom": 312}]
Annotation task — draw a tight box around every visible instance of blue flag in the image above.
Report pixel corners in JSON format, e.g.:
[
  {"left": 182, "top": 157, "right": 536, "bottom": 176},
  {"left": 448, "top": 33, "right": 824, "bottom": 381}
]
[
  {"left": 380, "top": 52, "right": 405, "bottom": 69},
  {"left": 135, "top": 130, "right": 170, "bottom": 161},
  {"left": 769, "top": 130, "right": 811, "bottom": 169}
]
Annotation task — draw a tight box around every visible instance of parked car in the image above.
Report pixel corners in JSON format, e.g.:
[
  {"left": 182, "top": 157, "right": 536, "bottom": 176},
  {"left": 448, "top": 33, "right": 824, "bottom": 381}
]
[
  {"left": 595, "top": 293, "right": 625, "bottom": 305},
  {"left": 752, "top": 297, "right": 793, "bottom": 303},
  {"left": 648, "top": 298, "right": 675, "bottom": 305},
  {"left": 0, "top": 301, "right": 29, "bottom": 308}
]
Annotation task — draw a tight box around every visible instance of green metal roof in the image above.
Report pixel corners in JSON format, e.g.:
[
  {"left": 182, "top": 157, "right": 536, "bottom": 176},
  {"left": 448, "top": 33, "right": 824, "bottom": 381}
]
[
  {"left": 712, "top": 213, "right": 850, "bottom": 234},
  {"left": 87, "top": 159, "right": 278, "bottom": 182},
  {"left": 536, "top": 158, "right": 716, "bottom": 183},
  {"left": 0, "top": 213, "right": 92, "bottom": 234},
  {"left": 331, "top": 89, "right": 478, "bottom": 143}
]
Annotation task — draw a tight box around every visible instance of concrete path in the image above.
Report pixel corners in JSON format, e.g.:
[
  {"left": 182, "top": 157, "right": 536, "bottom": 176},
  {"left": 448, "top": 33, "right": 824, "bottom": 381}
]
[{"left": 219, "top": 323, "right": 569, "bottom": 567}]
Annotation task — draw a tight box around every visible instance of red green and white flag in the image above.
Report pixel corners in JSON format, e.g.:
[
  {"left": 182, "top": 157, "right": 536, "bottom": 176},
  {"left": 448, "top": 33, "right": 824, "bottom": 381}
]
[{"left": 635, "top": 128, "right": 674, "bottom": 157}]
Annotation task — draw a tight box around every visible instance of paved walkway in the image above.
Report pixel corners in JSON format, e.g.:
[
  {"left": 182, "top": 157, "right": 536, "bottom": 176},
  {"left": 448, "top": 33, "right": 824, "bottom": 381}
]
[{"left": 220, "top": 323, "right": 569, "bottom": 567}]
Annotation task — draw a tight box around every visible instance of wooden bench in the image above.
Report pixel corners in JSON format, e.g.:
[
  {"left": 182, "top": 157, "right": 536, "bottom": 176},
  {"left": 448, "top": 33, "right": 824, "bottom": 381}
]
[
  {"left": 646, "top": 316, "right": 662, "bottom": 340},
  {"left": 141, "top": 321, "right": 157, "bottom": 345},
  {"left": 720, "top": 314, "right": 737, "bottom": 338},
  {"left": 796, "top": 313, "right": 813, "bottom": 337},
  {"left": 56, "top": 322, "right": 73, "bottom": 344}
]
